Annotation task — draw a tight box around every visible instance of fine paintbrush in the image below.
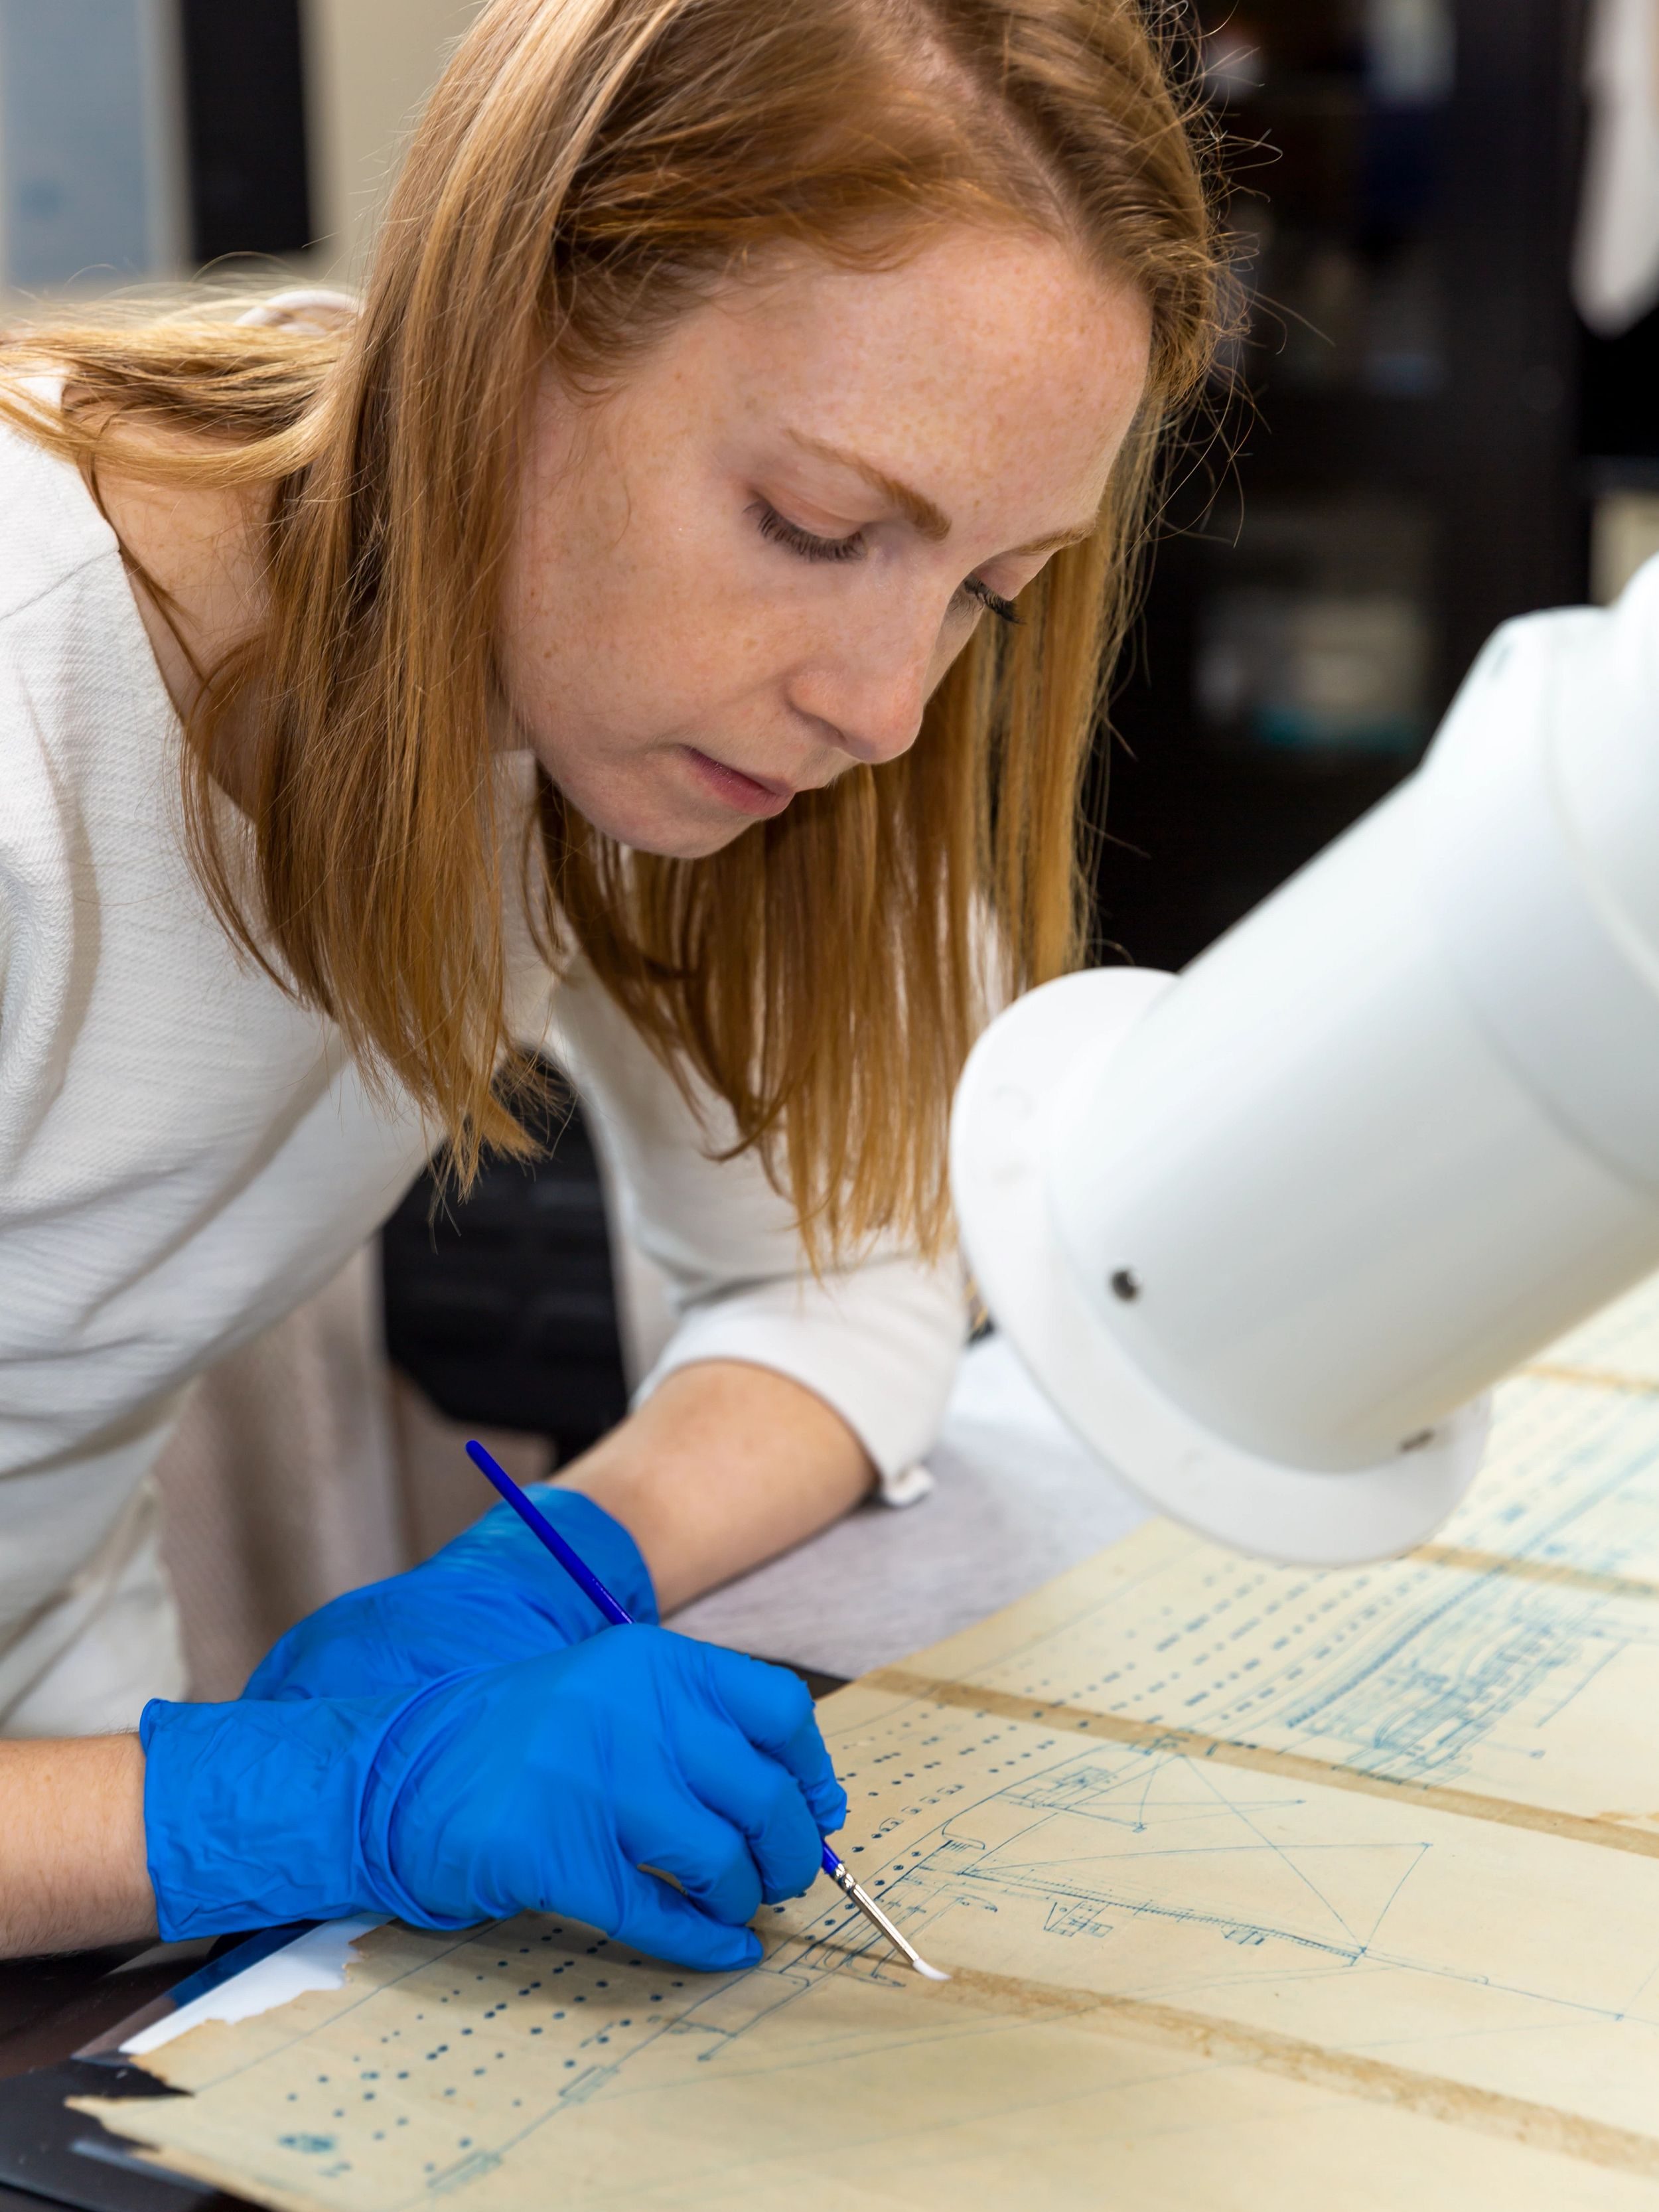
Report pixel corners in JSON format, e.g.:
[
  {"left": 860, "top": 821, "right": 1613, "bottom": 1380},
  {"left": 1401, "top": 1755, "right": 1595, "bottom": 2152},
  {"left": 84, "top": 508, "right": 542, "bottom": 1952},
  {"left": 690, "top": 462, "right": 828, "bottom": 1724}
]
[{"left": 465, "top": 1438, "right": 950, "bottom": 1983}]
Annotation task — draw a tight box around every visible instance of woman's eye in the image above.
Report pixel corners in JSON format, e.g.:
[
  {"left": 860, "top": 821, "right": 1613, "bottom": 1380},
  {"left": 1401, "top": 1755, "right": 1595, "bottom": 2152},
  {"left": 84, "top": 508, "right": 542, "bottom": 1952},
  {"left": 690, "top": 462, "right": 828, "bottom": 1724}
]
[
  {"left": 752, "top": 499, "right": 1021, "bottom": 625},
  {"left": 961, "top": 576, "right": 1022, "bottom": 627},
  {"left": 753, "top": 501, "right": 866, "bottom": 563}
]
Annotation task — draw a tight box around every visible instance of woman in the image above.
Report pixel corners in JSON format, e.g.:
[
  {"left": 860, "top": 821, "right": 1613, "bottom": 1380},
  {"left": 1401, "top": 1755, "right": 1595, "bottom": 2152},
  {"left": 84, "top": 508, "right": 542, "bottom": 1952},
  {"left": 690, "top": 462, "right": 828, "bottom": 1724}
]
[{"left": 0, "top": 0, "right": 1218, "bottom": 1965}]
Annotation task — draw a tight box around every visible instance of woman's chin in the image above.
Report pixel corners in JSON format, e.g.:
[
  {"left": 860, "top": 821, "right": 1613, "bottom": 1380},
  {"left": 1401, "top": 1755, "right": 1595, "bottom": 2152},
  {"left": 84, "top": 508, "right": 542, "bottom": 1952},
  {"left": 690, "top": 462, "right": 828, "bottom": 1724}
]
[
  {"left": 565, "top": 788, "right": 754, "bottom": 861},
  {"left": 534, "top": 745, "right": 768, "bottom": 860}
]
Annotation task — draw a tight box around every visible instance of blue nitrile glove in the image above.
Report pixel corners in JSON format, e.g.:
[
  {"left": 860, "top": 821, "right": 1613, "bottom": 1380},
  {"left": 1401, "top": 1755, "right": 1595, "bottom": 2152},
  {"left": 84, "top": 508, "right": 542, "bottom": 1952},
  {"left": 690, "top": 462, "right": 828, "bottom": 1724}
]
[
  {"left": 243, "top": 1487, "right": 657, "bottom": 1702},
  {"left": 142, "top": 1625, "right": 847, "bottom": 1971}
]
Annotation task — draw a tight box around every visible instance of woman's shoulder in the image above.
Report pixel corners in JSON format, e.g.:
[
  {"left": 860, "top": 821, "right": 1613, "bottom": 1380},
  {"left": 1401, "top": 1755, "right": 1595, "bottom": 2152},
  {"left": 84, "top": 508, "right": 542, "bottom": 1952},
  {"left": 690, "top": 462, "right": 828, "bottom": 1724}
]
[
  {"left": 0, "top": 399, "right": 121, "bottom": 632},
  {"left": 0, "top": 406, "right": 179, "bottom": 921},
  {"left": 0, "top": 398, "right": 177, "bottom": 808}
]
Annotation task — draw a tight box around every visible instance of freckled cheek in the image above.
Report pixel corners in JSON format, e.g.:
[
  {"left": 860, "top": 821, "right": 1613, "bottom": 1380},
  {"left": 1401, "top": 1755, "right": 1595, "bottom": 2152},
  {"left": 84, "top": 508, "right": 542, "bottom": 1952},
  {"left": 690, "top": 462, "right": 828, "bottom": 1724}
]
[
  {"left": 924, "top": 616, "right": 976, "bottom": 696},
  {"left": 648, "top": 564, "right": 787, "bottom": 681},
  {"left": 497, "top": 550, "right": 572, "bottom": 684}
]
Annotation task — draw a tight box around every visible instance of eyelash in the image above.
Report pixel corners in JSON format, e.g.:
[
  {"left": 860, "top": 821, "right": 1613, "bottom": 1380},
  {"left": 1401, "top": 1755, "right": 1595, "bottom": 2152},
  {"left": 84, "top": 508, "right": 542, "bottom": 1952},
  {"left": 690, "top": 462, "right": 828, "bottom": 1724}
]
[{"left": 751, "top": 500, "right": 1023, "bottom": 625}]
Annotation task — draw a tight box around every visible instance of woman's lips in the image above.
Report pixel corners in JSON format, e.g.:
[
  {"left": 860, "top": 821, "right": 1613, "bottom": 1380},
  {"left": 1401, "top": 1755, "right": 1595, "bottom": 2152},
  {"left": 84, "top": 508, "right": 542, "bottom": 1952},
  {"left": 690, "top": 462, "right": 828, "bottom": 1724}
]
[{"left": 682, "top": 747, "right": 796, "bottom": 818}]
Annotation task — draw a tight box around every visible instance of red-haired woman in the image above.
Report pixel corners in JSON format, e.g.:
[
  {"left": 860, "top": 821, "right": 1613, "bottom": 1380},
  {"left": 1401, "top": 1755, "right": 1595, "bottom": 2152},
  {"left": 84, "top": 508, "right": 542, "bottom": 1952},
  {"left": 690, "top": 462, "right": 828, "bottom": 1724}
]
[{"left": 0, "top": 0, "right": 1218, "bottom": 1962}]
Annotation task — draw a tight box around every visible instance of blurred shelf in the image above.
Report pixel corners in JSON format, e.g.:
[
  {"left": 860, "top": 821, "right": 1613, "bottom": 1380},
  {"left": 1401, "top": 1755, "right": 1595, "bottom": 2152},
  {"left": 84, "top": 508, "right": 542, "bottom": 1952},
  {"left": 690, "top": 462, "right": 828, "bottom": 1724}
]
[{"left": 1098, "top": 0, "right": 1586, "bottom": 976}]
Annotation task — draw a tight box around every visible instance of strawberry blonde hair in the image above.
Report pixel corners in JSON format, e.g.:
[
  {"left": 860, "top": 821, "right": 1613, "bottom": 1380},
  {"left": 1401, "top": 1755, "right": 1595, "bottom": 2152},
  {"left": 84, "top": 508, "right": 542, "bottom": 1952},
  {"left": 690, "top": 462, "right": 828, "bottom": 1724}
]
[{"left": 0, "top": 0, "right": 1220, "bottom": 1252}]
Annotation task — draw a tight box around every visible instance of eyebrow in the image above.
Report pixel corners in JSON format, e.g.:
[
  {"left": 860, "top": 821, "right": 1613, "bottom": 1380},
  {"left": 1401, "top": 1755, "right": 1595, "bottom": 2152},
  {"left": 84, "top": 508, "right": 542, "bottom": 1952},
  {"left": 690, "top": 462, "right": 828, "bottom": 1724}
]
[
  {"left": 784, "top": 430, "right": 1096, "bottom": 557},
  {"left": 786, "top": 430, "right": 952, "bottom": 541}
]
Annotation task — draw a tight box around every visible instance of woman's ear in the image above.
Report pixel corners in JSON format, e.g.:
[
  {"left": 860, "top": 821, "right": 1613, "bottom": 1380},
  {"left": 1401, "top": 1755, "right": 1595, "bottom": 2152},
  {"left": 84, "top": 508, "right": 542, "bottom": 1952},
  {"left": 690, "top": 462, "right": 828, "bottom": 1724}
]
[{"left": 236, "top": 289, "right": 362, "bottom": 336}]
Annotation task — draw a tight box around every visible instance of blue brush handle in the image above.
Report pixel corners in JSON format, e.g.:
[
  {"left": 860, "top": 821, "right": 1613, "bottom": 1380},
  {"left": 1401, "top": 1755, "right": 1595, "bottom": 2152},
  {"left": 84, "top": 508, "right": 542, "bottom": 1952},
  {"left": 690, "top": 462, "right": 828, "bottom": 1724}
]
[
  {"left": 465, "top": 1441, "right": 633, "bottom": 1626},
  {"left": 465, "top": 1439, "right": 842, "bottom": 1882}
]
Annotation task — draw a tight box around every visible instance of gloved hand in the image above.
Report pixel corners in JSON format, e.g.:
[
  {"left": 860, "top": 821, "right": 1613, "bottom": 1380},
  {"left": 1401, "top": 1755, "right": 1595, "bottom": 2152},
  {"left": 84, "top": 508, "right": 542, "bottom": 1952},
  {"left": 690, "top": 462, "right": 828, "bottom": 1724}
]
[
  {"left": 143, "top": 1625, "right": 846, "bottom": 1971},
  {"left": 243, "top": 1487, "right": 656, "bottom": 1702}
]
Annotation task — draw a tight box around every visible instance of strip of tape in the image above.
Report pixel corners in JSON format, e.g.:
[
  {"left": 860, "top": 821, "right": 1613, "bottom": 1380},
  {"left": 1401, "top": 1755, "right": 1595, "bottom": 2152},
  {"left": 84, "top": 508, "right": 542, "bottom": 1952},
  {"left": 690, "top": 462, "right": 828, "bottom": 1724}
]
[{"left": 864, "top": 1668, "right": 1659, "bottom": 1859}]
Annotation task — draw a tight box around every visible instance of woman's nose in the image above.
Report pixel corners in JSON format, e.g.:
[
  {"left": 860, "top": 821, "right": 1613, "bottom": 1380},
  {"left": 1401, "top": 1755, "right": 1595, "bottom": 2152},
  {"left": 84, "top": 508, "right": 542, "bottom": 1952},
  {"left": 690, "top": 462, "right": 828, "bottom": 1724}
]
[{"left": 788, "top": 616, "right": 939, "bottom": 768}]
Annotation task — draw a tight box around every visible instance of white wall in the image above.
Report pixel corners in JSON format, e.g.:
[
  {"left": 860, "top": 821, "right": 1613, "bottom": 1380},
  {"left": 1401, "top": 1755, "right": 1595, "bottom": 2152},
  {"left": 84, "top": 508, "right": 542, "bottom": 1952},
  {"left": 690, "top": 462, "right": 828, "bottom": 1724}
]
[
  {"left": 304, "top": 0, "right": 484, "bottom": 285},
  {"left": 0, "top": 0, "right": 185, "bottom": 289},
  {"left": 0, "top": 1, "right": 485, "bottom": 295}
]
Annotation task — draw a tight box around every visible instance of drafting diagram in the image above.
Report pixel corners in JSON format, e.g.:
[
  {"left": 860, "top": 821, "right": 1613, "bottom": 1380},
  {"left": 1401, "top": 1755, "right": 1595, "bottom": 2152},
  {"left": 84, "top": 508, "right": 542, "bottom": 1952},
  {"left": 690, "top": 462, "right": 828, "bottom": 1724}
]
[
  {"left": 908, "top": 1339, "right": 1659, "bottom": 1822},
  {"left": 85, "top": 1283, "right": 1659, "bottom": 2211}
]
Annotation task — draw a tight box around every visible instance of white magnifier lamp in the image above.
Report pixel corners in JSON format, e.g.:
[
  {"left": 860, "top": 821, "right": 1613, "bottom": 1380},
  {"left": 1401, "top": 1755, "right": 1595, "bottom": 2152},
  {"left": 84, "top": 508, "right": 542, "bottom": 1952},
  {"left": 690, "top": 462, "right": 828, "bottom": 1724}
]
[{"left": 951, "top": 565, "right": 1659, "bottom": 1566}]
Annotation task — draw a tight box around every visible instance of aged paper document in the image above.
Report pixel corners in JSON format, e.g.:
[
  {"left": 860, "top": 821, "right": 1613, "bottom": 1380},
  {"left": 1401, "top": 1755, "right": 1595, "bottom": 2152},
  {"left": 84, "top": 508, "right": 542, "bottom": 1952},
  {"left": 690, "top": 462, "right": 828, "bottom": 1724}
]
[{"left": 83, "top": 1282, "right": 1659, "bottom": 2209}]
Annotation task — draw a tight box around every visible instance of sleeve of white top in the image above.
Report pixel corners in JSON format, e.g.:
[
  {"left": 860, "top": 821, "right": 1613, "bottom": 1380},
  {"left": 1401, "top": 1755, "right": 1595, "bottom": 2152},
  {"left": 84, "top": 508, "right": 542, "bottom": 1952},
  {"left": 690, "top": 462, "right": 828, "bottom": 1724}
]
[{"left": 544, "top": 961, "right": 968, "bottom": 1499}]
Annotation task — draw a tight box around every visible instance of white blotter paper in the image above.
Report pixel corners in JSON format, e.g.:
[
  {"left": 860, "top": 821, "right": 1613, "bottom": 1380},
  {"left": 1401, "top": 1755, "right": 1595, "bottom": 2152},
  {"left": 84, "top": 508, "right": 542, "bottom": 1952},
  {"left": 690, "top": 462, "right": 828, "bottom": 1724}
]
[{"left": 121, "top": 1919, "right": 386, "bottom": 2057}]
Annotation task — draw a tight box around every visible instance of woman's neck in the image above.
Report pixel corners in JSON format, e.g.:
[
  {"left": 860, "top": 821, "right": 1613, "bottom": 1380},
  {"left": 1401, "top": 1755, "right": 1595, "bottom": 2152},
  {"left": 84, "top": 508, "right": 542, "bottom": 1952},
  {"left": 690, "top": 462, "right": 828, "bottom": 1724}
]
[{"left": 97, "top": 466, "right": 269, "bottom": 808}]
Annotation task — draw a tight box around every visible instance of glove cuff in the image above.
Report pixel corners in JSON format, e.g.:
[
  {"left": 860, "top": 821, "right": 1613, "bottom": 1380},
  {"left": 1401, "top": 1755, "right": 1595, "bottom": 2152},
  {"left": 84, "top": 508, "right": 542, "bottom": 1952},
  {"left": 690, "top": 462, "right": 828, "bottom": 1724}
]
[
  {"left": 353, "top": 1671, "right": 504, "bottom": 1933},
  {"left": 141, "top": 1693, "right": 409, "bottom": 1939},
  {"left": 522, "top": 1489, "right": 660, "bottom": 1626}
]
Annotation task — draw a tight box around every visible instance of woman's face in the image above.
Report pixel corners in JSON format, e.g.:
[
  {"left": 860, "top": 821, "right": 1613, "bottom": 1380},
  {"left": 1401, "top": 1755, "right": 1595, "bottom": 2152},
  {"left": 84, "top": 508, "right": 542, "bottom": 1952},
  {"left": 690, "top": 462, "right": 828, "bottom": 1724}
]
[{"left": 498, "top": 224, "right": 1152, "bottom": 859}]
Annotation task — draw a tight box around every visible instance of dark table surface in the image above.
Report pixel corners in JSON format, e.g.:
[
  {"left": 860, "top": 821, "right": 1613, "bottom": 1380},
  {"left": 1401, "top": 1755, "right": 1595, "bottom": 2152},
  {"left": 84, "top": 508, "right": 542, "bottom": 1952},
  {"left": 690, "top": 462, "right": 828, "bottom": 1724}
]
[
  {"left": 0, "top": 1943, "right": 258, "bottom": 2212},
  {"left": 0, "top": 1947, "right": 196, "bottom": 2078}
]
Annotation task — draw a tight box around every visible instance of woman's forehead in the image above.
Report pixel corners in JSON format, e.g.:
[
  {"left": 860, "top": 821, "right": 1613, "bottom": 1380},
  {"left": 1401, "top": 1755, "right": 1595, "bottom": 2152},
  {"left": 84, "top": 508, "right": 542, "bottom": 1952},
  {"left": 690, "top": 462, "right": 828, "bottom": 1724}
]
[{"left": 680, "top": 230, "right": 1149, "bottom": 495}]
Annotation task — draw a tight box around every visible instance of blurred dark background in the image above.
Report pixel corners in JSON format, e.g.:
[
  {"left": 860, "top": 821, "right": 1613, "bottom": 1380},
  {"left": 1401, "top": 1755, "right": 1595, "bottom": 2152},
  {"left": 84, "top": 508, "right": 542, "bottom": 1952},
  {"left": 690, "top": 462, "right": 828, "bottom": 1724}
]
[
  {"left": 5, "top": 0, "right": 1654, "bottom": 1453},
  {"left": 1106, "top": 0, "right": 1595, "bottom": 971}
]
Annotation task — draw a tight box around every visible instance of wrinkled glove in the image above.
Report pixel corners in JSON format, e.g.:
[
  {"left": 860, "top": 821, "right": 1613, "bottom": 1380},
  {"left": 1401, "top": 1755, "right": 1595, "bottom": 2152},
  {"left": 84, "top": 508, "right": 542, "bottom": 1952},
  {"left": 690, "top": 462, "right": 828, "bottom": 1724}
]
[
  {"left": 143, "top": 1625, "right": 845, "bottom": 1972},
  {"left": 244, "top": 1487, "right": 656, "bottom": 1702}
]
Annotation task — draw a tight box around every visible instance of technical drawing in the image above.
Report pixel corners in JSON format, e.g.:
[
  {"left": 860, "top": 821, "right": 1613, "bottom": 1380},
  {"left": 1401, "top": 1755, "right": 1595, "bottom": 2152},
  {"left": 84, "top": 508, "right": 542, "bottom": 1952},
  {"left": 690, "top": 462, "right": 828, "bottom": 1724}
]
[{"left": 78, "top": 1310, "right": 1659, "bottom": 2211}]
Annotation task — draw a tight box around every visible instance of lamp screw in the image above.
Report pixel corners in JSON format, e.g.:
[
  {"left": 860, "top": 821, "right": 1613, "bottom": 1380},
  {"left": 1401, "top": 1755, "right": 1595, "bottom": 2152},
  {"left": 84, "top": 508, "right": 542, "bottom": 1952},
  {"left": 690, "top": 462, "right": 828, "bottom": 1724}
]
[
  {"left": 1110, "top": 1269, "right": 1141, "bottom": 1303},
  {"left": 1400, "top": 1430, "right": 1434, "bottom": 1453}
]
